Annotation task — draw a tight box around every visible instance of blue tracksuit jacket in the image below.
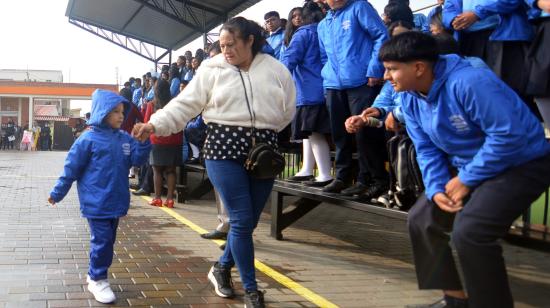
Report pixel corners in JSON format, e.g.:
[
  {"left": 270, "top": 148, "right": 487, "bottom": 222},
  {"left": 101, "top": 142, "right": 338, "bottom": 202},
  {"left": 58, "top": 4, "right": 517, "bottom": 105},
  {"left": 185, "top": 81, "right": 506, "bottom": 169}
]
[
  {"left": 400, "top": 54, "right": 550, "bottom": 200},
  {"left": 281, "top": 23, "right": 325, "bottom": 106},
  {"left": 50, "top": 89, "right": 151, "bottom": 219},
  {"left": 318, "top": 0, "right": 388, "bottom": 89}
]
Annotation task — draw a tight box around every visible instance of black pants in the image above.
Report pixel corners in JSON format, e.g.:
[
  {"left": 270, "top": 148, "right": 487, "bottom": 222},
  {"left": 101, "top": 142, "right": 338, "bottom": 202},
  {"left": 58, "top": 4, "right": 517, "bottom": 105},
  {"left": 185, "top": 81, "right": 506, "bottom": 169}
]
[
  {"left": 326, "top": 84, "right": 387, "bottom": 184},
  {"left": 458, "top": 28, "right": 493, "bottom": 63},
  {"left": 139, "top": 163, "right": 154, "bottom": 193},
  {"left": 408, "top": 154, "right": 550, "bottom": 308}
]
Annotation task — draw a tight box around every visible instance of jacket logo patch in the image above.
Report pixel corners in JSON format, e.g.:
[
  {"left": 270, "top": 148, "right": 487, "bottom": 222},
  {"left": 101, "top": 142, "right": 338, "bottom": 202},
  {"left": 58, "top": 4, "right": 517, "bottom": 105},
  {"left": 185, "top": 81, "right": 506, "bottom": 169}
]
[
  {"left": 122, "top": 143, "right": 131, "bottom": 156},
  {"left": 342, "top": 20, "right": 351, "bottom": 30},
  {"left": 449, "top": 115, "right": 470, "bottom": 133}
]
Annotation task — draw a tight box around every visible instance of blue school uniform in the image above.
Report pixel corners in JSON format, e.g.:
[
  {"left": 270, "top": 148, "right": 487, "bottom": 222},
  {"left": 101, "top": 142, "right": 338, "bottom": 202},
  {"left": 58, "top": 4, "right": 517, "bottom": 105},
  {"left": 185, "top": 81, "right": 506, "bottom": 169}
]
[
  {"left": 317, "top": 0, "right": 388, "bottom": 89},
  {"left": 400, "top": 54, "right": 550, "bottom": 200}
]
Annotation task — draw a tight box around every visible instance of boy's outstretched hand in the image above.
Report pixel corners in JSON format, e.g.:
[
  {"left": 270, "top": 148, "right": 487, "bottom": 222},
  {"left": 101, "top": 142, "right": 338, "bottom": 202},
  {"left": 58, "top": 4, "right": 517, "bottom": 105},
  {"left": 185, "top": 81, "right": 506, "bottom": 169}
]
[
  {"left": 47, "top": 196, "right": 56, "bottom": 207},
  {"left": 132, "top": 123, "right": 155, "bottom": 142}
]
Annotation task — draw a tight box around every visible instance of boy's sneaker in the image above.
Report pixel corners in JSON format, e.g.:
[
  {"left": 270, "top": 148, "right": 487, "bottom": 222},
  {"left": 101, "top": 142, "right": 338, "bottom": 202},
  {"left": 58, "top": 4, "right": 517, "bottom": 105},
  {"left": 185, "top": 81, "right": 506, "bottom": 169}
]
[
  {"left": 86, "top": 275, "right": 116, "bottom": 304},
  {"left": 244, "top": 290, "right": 265, "bottom": 308},
  {"left": 208, "top": 262, "right": 235, "bottom": 298}
]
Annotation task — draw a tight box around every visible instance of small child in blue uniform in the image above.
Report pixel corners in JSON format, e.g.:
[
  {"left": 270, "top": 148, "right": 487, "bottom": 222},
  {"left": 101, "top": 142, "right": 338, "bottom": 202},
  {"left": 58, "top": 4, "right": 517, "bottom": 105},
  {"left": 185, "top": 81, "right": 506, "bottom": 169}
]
[{"left": 48, "top": 89, "right": 151, "bottom": 304}]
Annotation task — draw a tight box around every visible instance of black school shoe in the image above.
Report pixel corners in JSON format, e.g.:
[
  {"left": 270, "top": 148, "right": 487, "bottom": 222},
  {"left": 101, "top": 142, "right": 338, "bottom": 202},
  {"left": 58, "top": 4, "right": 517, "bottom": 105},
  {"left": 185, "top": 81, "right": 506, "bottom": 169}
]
[
  {"left": 131, "top": 189, "right": 150, "bottom": 196},
  {"left": 340, "top": 182, "right": 368, "bottom": 196},
  {"left": 200, "top": 230, "right": 227, "bottom": 240},
  {"left": 207, "top": 262, "right": 235, "bottom": 298},
  {"left": 244, "top": 290, "right": 265, "bottom": 308},
  {"left": 321, "top": 179, "right": 348, "bottom": 193},
  {"left": 286, "top": 175, "right": 314, "bottom": 182},
  {"left": 302, "top": 179, "right": 333, "bottom": 187}
]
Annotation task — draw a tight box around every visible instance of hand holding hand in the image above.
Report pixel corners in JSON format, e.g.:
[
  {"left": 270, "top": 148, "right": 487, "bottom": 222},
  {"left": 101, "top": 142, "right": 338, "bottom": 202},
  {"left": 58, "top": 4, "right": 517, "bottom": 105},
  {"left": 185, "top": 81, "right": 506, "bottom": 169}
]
[
  {"left": 132, "top": 123, "right": 155, "bottom": 142},
  {"left": 433, "top": 192, "right": 463, "bottom": 213},
  {"left": 345, "top": 116, "right": 365, "bottom": 133}
]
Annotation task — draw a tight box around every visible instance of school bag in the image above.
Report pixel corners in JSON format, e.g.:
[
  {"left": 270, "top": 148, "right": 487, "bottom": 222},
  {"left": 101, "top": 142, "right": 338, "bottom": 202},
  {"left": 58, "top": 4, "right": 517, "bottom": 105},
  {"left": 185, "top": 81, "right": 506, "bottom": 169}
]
[{"left": 386, "top": 132, "right": 424, "bottom": 211}]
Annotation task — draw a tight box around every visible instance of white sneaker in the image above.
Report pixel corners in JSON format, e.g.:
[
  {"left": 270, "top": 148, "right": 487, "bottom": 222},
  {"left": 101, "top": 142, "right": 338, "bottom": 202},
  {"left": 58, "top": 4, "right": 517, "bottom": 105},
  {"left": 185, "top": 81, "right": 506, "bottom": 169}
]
[{"left": 87, "top": 275, "right": 116, "bottom": 304}]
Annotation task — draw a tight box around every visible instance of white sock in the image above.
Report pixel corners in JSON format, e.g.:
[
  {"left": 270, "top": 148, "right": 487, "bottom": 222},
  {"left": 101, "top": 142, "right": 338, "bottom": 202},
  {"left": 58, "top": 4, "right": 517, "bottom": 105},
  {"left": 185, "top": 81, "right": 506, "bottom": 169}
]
[
  {"left": 189, "top": 143, "right": 200, "bottom": 158},
  {"left": 295, "top": 139, "right": 314, "bottom": 176},
  {"left": 309, "top": 133, "right": 333, "bottom": 182}
]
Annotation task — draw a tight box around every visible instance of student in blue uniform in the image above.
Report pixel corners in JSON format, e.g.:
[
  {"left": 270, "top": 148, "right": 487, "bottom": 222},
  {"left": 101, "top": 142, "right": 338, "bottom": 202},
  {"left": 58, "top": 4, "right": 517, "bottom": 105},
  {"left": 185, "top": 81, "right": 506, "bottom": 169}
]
[
  {"left": 48, "top": 90, "right": 151, "bottom": 304},
  {"left": 317, "top": 0, "right": 389, "bottom": 199},
  {"left": 379, "top": 31, "right": 550, "bottom": 308}
]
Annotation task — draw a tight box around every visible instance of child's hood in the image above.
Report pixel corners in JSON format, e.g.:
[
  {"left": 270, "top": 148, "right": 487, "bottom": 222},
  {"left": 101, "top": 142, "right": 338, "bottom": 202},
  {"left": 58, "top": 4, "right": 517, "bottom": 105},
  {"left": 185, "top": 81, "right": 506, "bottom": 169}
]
[{"left": 87, "top": 89, "right": 130, "bottom": 127}]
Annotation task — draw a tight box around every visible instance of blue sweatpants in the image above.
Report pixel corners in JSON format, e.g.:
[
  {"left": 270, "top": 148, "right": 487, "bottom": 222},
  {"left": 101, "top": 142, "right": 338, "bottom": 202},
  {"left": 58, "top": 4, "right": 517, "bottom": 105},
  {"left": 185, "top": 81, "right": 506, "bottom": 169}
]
[{"left": 87, "top": 218, "right": 119, "bottom": 281}]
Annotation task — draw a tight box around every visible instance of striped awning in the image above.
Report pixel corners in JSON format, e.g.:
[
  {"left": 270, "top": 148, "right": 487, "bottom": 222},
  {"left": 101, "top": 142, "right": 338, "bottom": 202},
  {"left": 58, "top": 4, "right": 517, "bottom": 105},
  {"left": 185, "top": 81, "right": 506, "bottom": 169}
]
[{"left": 34, "top": 116, "right": 71, "bottom": 122}]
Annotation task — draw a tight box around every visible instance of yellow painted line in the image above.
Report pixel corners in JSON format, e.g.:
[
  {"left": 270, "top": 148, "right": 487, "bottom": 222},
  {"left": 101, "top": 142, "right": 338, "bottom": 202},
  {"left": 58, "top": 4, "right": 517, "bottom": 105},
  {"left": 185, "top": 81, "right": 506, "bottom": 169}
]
[{"left": 135, "top": 193, "right": 339, "bottom": 308}]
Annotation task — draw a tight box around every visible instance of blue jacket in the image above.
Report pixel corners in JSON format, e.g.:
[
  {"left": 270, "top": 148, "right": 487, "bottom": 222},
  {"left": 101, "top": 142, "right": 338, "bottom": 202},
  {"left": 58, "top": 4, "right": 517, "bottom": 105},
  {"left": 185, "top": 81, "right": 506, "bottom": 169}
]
[
  {"left": 414, "top": 13, "right": 430, "bottom": 32},
  {"left": 170, "top": 78, "right": 181, "bottom": 98},
  {"left": 474, "top": 0, "right": 534, "bottom": 41},
  {"left": 281, "top": 23, "right": 325, "bottom": 106},
  {"left": 443, "top": 0, "right": 500, "bottom": 32},
  {"left": 400, "top": 55, "right": 550, "bottom": 200},
  {"left": 132, "top": 87, "right": 142, "bottom": 107},
  {"left": 50, "top": 90, "right": 151, "bottom": 219},
  {"left": 318, "top": 0, "right": 388, "bottom": 89},
  {"left": 372, "top": 82, "right": 405, "bottom": 122},
  {"left": 267, "top": 28, "right": 284, "bottom": 59}
]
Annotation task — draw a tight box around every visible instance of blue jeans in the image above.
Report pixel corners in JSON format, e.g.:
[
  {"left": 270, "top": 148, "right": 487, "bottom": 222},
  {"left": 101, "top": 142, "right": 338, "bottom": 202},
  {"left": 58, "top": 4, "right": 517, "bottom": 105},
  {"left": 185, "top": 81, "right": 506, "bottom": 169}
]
[
  {"left": 87, "top": 218, "right": 119, "bottom": 281},
  {"left": 205, "top": 159, "right": 275, "bottom": 291}
]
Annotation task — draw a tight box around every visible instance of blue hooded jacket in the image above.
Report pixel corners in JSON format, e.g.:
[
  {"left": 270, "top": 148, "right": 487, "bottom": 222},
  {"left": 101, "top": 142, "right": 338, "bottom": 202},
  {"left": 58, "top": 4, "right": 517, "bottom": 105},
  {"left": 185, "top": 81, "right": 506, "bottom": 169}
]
[
  {"left": 267, "top": 28, "right": 284, "bottom": 59},
  {"left": 401, "top": 55, "right": 550, "bottom": 200},
  {"left": 474, "top": 0, "right": 534, "bottom": 41},
  {"left": 318, "top": 0, "right": 388, "bottom": 89},
  {"left": 281, "top": 23, "right": 325, "bottom": 106},
  {"left": 50, "top": 89, "right": 151, "bottom": 219}
]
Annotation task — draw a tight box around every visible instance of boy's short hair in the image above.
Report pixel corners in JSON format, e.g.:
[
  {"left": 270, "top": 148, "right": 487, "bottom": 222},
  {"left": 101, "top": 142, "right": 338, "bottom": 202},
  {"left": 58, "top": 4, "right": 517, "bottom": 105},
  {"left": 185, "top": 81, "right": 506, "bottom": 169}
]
[
  {"left": 264, "top": 11, "right": 280, "bottom": 20},
  {"left": 379, "top": 31, "right": 439, "bottom": 63}
]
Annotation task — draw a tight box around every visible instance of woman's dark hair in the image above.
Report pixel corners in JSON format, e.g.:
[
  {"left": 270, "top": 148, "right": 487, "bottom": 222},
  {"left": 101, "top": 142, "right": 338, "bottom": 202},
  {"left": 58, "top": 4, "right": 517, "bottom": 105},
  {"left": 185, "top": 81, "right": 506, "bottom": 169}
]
[
  {"left": 387, "top": 20, "right": 414, "bottom": 37},
  {"left": 302, "top": 1, "right": 325, "bottom": 26},
  {"left": 220, "top": 17, "right": 266, "bottom": 56},
  {"left": 209, "top": 40, "right": 221, "bottom": 55},
  {"left": 169, "top": 63, "right": 180, "bottom": 81},
  {"left": 433, "top": 33, "right": 460, "bottom": 55},
  {"left": 283, "top": 7, "right": 303, "bottom": 46},
  {"left": 379, "top": 31, "right": 439, "bottom": 63},
  {"left": 154, "top": 79, "right": 172, "bottom": 110},
  {"left": 384, "top": 3, "right": 414, "bottom": 25},
  {"left": 429, "top": 7, "right": 454, "bottom": 35}
]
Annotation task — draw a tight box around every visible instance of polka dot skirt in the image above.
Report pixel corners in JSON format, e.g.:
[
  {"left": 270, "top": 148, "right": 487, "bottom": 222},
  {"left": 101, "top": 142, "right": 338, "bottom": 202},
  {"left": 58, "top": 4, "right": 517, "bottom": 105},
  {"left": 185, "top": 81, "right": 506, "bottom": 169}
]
[{"left": 203, "top": 123, "right": 278, "bottom": 161}]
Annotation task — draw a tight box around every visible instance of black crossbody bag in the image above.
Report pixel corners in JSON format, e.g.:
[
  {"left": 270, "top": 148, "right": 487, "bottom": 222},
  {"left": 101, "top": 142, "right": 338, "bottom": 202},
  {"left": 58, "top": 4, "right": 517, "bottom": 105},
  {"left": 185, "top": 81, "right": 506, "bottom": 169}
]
[{"left": 238, "top": 69, "right": 285, "bottom": 179}]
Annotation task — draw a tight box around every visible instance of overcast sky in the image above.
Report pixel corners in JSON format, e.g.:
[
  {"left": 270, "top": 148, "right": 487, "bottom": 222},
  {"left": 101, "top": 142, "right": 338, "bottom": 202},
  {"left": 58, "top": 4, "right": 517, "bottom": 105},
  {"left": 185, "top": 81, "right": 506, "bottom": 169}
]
[{"left": 0, "top": 0, "right": 435, "bottom": 113}]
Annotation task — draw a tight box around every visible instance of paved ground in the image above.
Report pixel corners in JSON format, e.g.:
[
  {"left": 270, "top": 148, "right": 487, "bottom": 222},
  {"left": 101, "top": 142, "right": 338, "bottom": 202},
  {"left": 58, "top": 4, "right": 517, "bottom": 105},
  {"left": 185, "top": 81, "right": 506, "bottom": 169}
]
[{"left": 0, "top": 151, "right": 549, "bottom": 308}]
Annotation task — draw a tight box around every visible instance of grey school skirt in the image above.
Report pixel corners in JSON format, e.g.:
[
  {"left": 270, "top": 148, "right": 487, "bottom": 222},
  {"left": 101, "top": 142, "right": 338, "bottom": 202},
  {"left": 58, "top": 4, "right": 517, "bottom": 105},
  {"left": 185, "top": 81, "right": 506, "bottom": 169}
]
[{"left": 150, "top": 144, "right": 182, "bottom": 166}]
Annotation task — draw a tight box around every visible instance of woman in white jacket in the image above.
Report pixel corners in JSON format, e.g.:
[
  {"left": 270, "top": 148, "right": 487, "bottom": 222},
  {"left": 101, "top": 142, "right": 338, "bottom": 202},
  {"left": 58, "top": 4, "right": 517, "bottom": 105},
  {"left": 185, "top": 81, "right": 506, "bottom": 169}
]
[{"left": 133, "top": 17, "right": 295, "bottom": 308}]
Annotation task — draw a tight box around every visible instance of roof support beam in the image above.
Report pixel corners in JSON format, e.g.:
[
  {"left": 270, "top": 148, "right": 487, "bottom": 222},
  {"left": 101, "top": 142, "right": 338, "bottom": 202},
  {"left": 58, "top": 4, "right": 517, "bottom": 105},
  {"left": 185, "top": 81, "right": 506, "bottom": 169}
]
[
  {"left": 131, "top": 0, "right": 203, "bottom": 33},
  {"left": 69, "top": 19, "right": 169, "bottom": 64}
]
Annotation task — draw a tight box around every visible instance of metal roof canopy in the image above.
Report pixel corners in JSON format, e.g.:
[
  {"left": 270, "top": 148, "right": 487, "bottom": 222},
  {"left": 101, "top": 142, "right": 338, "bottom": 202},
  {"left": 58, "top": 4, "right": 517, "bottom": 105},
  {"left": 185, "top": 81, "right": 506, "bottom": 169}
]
[{"left": 66, "top": 0, "right": 261, "bottom": 65}]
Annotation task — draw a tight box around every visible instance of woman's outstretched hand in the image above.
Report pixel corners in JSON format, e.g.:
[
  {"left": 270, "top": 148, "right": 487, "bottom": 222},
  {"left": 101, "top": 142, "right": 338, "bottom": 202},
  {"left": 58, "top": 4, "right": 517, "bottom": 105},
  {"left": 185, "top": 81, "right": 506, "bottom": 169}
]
[{"left": 132, "top": 123, "right": 155, "bottom": 142}]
